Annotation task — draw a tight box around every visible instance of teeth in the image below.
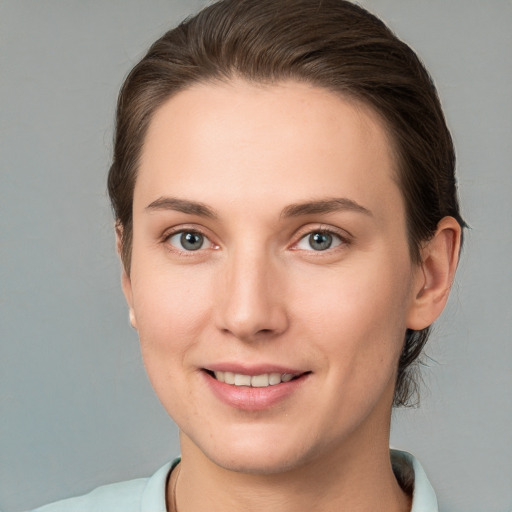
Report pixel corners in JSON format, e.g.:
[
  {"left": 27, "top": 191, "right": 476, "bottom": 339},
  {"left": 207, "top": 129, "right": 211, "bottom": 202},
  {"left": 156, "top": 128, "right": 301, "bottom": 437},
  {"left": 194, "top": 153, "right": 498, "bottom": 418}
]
[
  {"left": 268, "top": 373, "right": 282, "bottom": 385},
  {"left": 251, "top": 374, "right": 269, "bottom": 387},
  {"left": 212, "top": 371, "right": 299, "bottom": 387},
  {"left": 234, "top": 374, "right": 252, "bottom": 386}
]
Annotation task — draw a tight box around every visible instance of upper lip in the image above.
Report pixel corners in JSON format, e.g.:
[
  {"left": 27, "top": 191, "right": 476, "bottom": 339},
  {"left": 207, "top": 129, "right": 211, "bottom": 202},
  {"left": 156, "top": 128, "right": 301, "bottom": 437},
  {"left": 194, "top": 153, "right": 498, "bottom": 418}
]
[{"left": 203, "top": 363, "right": 307, "bottom": 376}]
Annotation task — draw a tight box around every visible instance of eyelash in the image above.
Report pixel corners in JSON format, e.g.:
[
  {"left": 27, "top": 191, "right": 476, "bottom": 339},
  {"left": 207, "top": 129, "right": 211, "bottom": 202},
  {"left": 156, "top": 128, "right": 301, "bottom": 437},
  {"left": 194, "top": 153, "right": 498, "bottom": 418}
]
[
  {"left": 161, "top": 225, "right": 351, "bottom": 255},
  {"left": 162, "top": 227, "right": 218, "bottom": 255},
  {"left": 292, "top": 227, "right": 351, "bottom": 253}
]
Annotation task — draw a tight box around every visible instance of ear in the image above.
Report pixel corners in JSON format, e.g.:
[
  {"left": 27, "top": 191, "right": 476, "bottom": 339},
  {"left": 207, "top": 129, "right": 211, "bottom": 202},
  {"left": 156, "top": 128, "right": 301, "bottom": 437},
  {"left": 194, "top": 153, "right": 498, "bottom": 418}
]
[
  {"left": 115, "top": 225, "right": 138, "bottom": 330},
  {"left": 407, "top": 216, "right": 462, "bottom": 330}
]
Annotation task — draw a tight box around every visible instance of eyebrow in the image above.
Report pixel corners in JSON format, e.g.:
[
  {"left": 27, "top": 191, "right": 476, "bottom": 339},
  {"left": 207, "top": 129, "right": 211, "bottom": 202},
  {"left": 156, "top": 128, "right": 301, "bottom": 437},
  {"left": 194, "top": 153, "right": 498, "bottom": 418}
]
[
  {"left": 281, "top": 198, "right": 372, "bottom": 218},
  {"left": 145, "top": 197, "right": 218, "bottom": 218},
  {"left": 145, "top": 196, "right": 371, "bottom": 220}
]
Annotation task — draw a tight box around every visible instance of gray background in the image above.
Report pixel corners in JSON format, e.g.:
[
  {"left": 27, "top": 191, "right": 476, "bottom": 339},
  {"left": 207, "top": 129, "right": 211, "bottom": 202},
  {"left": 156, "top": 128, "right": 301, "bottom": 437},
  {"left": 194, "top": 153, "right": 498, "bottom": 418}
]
[{"left": 1, "top": 1, "right": 510, "bottom": 511}]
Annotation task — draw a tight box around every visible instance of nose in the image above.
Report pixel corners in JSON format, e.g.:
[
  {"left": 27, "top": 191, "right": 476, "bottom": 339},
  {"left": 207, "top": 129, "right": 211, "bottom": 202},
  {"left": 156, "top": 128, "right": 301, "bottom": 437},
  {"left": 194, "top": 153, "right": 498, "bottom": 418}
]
[{"left": 214, "top": 247, "right": 289, "bottom": 342}]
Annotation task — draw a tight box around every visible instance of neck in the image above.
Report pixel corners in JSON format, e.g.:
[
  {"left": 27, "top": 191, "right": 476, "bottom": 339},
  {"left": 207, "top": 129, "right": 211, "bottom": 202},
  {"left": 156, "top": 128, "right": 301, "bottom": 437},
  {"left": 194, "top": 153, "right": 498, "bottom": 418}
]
[{"left": 169, "top": 421, "right": 411, "bottom": 512}]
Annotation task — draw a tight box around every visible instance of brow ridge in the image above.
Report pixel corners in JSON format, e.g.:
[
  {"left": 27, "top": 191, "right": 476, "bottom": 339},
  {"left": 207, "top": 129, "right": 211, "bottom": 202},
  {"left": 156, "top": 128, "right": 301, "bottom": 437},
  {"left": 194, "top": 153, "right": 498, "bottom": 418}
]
[
  {"left": 145, "top": 197, "right": 218, "bottom": 218},
  {"left": 281, "top": 198, "right": 372, "bottom": 218},
  {"left": 145, "top": 196, "right": 371, "bottom": 219}
]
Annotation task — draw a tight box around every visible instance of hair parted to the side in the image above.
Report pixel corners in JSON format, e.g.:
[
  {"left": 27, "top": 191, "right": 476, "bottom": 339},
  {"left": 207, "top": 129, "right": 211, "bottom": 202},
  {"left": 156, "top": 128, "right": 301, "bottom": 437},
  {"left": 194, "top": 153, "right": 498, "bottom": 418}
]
[{"left": 108, "top": 0, "right": 465, "bottom": 407}]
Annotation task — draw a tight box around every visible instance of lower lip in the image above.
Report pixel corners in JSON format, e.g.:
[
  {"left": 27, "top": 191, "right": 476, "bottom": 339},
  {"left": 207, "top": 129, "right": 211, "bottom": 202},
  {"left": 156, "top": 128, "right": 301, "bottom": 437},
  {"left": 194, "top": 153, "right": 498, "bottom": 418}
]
[{"left": 202, "top": 371, "right": 309, "bottom": 411}]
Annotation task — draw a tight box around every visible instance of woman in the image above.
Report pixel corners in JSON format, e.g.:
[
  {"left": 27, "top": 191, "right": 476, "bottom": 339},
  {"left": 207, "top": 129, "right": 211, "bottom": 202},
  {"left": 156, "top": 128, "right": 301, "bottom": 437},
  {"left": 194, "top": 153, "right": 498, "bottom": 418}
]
[{"left": 32, "top": 0, "right": 463, "bottom": 510}]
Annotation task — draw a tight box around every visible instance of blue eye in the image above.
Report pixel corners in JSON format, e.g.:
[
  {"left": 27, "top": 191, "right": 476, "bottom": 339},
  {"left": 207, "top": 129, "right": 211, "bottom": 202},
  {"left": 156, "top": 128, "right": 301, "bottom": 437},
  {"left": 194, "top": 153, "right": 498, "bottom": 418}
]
[
  {"left": 296, "top": 231, "right": 343, "bottom": 251},
  {"left": 168, "top": 231, "right": 208, "bottom": 251}
]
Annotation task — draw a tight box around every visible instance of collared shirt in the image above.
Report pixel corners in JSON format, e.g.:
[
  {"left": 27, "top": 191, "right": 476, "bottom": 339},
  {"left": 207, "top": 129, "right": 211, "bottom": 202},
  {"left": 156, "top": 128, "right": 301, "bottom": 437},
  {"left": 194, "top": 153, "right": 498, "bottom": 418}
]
[{"left": 29, "top": 450, "right": 438, "bottom": 512}]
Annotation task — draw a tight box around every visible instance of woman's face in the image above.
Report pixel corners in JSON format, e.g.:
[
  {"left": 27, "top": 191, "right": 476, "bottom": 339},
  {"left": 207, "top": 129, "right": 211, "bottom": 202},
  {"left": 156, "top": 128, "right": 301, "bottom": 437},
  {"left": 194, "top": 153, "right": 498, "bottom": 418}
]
[{"left": 123, "top": 80, "right": 425, "bottom": 473}]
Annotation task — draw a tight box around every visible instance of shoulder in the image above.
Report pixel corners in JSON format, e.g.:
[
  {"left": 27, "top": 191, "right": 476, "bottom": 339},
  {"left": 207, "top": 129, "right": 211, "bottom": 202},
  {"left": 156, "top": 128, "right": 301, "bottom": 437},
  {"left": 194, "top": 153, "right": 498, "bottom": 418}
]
[
  {"left": 29, "top": 478, "right": 148, "bottom": 512},
  {"left": 27, "top": 460, "right": 178, "bottom": 512}
]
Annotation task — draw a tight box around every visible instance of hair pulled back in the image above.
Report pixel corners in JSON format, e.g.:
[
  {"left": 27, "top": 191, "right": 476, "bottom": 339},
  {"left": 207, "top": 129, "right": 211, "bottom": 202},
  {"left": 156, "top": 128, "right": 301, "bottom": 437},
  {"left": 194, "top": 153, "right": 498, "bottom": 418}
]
[{"left": 108, "top": 0, "right": 464, "bottom": 407}]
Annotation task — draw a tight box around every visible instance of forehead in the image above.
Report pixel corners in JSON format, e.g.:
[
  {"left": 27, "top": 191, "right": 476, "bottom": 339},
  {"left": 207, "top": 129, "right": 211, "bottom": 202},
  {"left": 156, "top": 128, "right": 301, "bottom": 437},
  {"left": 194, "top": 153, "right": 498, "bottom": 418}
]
[{"left": 136, "top": 80, "right": 401, "bottom": 218}]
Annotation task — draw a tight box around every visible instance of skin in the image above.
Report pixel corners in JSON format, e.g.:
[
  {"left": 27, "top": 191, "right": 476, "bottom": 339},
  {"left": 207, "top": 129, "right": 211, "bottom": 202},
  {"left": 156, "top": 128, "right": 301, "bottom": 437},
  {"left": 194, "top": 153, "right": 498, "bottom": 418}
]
[{"left": 120, "top": 80, "right": 461, "bottom": 512}]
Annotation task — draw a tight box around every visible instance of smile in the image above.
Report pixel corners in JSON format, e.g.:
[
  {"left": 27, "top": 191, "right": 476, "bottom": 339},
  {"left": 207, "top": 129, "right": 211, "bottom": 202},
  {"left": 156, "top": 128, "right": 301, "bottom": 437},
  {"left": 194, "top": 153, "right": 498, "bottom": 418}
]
[
  {"left": 202, "top": 368, "right": 310, "bottom": 410},
  {"left": 211, "top": 371, "right": 300, "bottom": 387}
]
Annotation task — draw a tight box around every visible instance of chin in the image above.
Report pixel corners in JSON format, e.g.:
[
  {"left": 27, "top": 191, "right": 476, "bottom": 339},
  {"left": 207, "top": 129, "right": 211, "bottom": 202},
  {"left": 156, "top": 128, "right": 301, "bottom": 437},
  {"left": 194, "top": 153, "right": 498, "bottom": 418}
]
[
  {"left": 209, "top": 445, "right": 308, "bottom": 475},
  {"left": 184, "top": 423, "right": 328, "bottom": 476}
]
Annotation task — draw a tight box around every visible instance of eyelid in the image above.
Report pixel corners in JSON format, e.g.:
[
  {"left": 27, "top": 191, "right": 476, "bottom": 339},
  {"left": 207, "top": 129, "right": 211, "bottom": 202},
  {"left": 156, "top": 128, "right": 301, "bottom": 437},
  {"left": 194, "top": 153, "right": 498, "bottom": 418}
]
[
  {"left": 290, "top": 224, "right": 353, "bottom": 251},
  {"left": 161, "top": 224, "right": 219, "bottom": 254}
]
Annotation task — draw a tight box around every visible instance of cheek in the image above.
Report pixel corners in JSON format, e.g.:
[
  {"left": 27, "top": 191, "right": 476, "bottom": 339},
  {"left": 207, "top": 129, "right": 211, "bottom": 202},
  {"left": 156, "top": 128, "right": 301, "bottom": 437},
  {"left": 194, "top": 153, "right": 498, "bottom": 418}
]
[
  {"left": 129, "top": 265, "right": 218, "bottom": 425},
  {"left": 291, "top": 255, "right": 413, "bottom": 368},
  {"left": 130, "top": 263, "right": 214, "bottom": 367}
]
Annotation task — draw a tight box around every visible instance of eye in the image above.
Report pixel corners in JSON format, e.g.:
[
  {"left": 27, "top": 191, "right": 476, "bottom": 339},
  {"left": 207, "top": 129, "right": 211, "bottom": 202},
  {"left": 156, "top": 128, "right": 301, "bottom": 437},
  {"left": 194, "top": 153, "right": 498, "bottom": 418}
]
[
  {"left": 167, "top": 230, "right": 211, "bottom": 252},
  {"left": 296, "top": 230, "right": 344, "bottom": 251}
]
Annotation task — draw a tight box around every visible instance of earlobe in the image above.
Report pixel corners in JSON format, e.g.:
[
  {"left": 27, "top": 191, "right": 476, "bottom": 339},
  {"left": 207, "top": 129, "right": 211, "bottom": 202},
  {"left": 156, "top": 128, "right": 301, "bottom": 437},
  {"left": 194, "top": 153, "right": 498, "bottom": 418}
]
[
  {"left": 122, "top": 269, "right": 138, "bottom": 330},
  {"left": 407, "top": 216, "right": 462, "bottom": 330},
  {"left": 116, "top": 225, "right": 138, "bottom": 331}
]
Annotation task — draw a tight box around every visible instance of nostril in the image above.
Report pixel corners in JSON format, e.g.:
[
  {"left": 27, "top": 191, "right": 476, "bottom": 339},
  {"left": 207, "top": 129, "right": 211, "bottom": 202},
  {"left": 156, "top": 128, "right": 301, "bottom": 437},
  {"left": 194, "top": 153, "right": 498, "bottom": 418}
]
[{"left": 215, "top": 296, "right": 289, "bottom": 340}]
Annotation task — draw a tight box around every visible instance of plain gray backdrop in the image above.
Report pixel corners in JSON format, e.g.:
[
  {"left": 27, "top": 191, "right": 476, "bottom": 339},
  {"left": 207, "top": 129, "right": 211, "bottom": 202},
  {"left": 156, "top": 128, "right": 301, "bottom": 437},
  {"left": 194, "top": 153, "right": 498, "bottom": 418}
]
[{"left": 1, "top": 1, "right": 511, "bottom": 511}]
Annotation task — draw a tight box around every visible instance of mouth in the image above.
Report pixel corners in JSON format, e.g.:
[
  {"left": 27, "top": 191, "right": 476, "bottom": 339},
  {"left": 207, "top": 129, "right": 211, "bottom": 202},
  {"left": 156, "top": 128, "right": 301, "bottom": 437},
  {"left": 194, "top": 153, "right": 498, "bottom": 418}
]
[
  {"left": 204, "top": 369, "right": 304, "bottom": 388},
  {"left": 202, "top": 367, "right": 311, "bottom": 410}
]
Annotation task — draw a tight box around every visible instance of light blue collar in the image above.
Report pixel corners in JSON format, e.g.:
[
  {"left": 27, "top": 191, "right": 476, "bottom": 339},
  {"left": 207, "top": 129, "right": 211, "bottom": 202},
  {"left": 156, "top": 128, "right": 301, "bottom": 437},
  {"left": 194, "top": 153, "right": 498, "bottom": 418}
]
[{"left": 392, "top": 449, "right": 438, "bottom": 512}]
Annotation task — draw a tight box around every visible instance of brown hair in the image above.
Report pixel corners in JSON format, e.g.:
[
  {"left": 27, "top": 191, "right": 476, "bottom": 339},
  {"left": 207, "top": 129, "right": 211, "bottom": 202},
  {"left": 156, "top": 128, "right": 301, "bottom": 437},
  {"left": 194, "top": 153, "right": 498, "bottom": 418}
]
[{"left": 108, "top": 0, "right": 465, "bottom": 407}]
